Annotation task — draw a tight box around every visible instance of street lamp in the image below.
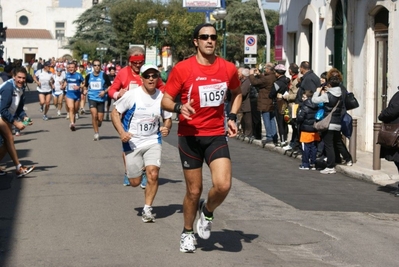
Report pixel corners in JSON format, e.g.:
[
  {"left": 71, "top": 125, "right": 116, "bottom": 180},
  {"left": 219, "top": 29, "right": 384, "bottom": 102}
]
[
  {"left": 96, "top": 47, "right": 107, "bottom": 65},
  {"left": 212, "top": 8, "right": 227, "bottom": 58},
  {"left": 147, "top": 19, "right": 169, "bottom": 66}
]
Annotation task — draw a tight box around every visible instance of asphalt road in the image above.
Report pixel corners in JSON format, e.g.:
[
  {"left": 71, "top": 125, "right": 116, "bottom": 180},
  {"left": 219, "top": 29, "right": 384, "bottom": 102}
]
[
  {"left": 165, "top": 129, "right": 399, "bottom": 213},
  {"left": 1, "top": 90, "right": 399, "bottom": 267}
]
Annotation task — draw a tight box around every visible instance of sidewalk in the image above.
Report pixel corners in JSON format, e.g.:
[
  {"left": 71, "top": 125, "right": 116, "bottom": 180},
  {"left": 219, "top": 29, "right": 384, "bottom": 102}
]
[{"left": 249, "top": 138, "right": 399, "bottom": 187}]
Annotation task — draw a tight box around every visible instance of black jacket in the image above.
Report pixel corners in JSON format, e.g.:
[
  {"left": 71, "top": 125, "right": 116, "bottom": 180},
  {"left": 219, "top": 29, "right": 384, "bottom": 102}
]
[
  {"left": 297, "top": 98, "right": 318, "bottom": 132},
  {"left": 379, "top": 91, "right": 399, "bottom": 162},
  {"left": 295, "top": 70, "right": 320, "bottom": 104}
]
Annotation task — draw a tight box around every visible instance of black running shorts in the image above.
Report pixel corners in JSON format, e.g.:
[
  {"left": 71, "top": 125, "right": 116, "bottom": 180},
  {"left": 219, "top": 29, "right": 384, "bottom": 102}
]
[{"left": 178, "top": 135, "right": 230, "bottom": 169}]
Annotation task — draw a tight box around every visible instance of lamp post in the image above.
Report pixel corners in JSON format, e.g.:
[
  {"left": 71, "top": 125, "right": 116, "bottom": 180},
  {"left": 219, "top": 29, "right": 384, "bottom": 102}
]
[
  {"left": 147, "top": 19, "right": 169, "bottom": 66},
  {"left": 212, "top": 8, "right": 227, "bottom": 58},
  {"left": 96, "top": 47, "right": 107, "bottom": 65}
]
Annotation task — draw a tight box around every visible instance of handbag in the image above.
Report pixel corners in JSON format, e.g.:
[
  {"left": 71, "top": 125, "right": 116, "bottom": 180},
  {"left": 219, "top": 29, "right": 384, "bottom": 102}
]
[
  {"left": 377, "top": 123, "right": 399, "bottom": 148},
  {"left": 341, "top": 112, "right": 353, "bottom": 138},
  {"left": 345, "top": 92, "right": 359, "bottom": 110},
  {"left": 313, "top": 101, "right": 340, "bottom": 132}
]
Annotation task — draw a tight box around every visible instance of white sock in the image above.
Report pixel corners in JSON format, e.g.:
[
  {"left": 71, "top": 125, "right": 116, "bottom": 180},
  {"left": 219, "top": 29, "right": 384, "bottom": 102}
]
[
  {"left": 144, "top": 204, "right": 151, "bottom": 210},
  {"left": 16, "top": 164, "right": 21, "bottom": 171}
]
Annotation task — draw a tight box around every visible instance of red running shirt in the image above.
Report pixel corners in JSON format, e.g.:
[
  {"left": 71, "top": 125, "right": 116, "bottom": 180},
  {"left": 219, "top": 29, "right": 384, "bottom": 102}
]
[
  {"left": 108, "top": 66, "right": 165, "bottom": 99},
  {"left": 165, "top": 56, "right": 240, "bottom": 136}
]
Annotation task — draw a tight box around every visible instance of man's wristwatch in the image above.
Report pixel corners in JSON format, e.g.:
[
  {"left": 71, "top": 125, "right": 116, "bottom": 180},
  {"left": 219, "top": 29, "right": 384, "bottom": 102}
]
[{"left": 174, "top": 103, "right": 183, "bottom": 114}]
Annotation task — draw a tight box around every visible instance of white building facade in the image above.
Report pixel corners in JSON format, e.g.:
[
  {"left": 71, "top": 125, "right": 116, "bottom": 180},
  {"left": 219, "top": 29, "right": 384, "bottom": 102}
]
[
  {"left": 0, "top": 0, "right": 96, "bottom": 63},
  {"left": 272, "top": 0, "right": 395, "bottom": 152}
]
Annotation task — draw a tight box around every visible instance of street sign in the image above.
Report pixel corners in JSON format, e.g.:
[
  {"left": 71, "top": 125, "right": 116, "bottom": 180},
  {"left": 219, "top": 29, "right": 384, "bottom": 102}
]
[
  {"left": 244, "top": 57, "right": 257, "bottom": 64},
  {"left": 244, "top": 35, "right": 257, "bottom": 55}
]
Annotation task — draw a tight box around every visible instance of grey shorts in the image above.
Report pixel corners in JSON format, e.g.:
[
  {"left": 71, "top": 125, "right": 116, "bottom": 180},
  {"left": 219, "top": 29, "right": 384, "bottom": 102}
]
[{"left": 125, "top": 143, "right": 162, "bottom": 178}]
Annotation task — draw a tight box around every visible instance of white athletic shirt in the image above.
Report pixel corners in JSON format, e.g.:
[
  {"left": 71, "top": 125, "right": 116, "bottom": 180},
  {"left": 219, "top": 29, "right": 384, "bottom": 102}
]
[
  {"left": 35, "top": 70, "right": 53, "bottom": 93},
  {"left": 52, "top": 72, "right": 66, "bottom": 95},
  {"left": 114, "top": 87, "right": 172, "bottom": 151}
]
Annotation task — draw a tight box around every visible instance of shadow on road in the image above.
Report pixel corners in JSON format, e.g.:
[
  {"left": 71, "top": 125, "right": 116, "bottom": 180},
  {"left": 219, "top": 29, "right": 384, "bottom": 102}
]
[{"left": 196, "top": 229, "right": 258, "bottom": 252}]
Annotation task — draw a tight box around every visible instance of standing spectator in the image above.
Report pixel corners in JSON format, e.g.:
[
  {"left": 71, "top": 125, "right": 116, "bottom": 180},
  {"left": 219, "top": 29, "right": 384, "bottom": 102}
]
[
  {"left": 248, "top": 73, "right": 262, "bottom": 140},
  {"left": 161, "top": 23, "right": 242, "bottom": 253},
  {"left": 326, "top": 68, "right": 353, "bottom": 165},
  {"left": 238, "top": 67, "right": 252, "bottom": 139},
  {"left": 283, "top": 63, "right": 300, "bottom": 151},
  {"left": 37, "top": 58, "right": 44, "bottom": 71},
  {"left": 249, "top": 63, "right": 277, "bottom": 145},
  {"left": 312, "top": 76, "right": 351, "bottom": 174},
  {"left": 379, "top": 87, "right": 399, "bottom": 173},
  {"left": 296, "top": 61, "right": 320, "bottom": 104},
  {"left": 269, "top": 64, "right": 290, "bottom": 146},
  {"left": 297, "top": 90, "right": 320, "bottom": 170}
]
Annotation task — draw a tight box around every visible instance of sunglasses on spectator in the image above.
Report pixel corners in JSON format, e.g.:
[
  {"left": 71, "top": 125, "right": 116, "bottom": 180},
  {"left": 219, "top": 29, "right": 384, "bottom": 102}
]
[
  {"left": 93, "top": 64, "right": 101, "bottom": 67},
  {"left": 197, "top": 34, "right": 217, "bottom": 41},
  {"left": 142, "top": 73, "right": 159, "bottom": 79}
]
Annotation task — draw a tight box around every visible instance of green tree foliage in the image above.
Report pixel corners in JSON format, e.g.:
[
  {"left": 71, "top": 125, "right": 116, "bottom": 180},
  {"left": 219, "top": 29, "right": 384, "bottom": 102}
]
[
  {"left": 69, "top": 0, "right": 279, "bottom": 64},
  {"left": 225, "top": 0, "right": 279, "bottom": 64}
]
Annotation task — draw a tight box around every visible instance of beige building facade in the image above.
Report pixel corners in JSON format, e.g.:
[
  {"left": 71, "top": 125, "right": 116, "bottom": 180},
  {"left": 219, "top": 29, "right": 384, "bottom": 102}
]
[{"left": 0, "top": 0, "right": 97, "bottom": 63}]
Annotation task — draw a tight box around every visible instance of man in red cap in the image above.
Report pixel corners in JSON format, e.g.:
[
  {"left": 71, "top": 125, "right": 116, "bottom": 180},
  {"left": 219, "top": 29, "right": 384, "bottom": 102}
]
[{"left": 108, "top": 46, "right": 165, "bottom": 100}]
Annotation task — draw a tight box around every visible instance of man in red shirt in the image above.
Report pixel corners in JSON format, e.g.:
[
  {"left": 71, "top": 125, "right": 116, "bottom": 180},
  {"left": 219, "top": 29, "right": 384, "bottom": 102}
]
[
  {"left": 161, "top": 23, "right": 242, "bottom": 253},
  {"left": 108, "top": 46, "right": 164, "bottom": 100}
]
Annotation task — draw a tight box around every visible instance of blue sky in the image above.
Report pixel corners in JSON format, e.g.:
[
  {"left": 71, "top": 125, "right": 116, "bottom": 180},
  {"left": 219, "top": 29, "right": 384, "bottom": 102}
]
[
  {"left": 263, "top": 2, "right": 279, "bottom": 10},
  {"left": 59, "top": 0, "right": 82, "bottom": 7}
]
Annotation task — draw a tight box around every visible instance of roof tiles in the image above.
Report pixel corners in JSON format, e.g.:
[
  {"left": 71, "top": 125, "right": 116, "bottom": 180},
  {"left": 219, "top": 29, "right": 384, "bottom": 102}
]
[{"left": 6, "top": 29, "right": 53, "bottom": 39}]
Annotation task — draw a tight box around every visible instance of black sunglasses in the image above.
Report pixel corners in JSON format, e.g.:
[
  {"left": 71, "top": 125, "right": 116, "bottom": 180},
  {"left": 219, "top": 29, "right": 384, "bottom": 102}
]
[
  {"left": 93, "top": 64, "right": 101, "bottom": 67},
  {"left": 197, "top": 34, "right": 217, "bottom": 41},
  {"left": 142, "top": 73, "right": 159, "bottom": 79}
]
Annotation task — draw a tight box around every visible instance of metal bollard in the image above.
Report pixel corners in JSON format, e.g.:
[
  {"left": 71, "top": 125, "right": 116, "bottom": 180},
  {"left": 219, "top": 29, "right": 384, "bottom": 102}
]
[
  {"left": 349, "top": 119, "right": 357, "bottom": 163},
  {"left": 373, "top": 122, "right": 382, "bottom": 170}
]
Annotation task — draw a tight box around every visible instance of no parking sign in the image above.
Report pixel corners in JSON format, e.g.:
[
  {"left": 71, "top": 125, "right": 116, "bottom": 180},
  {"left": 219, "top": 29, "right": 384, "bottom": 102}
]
[{"left": 244, "top": 35, "right": 257, "bottom": 55}]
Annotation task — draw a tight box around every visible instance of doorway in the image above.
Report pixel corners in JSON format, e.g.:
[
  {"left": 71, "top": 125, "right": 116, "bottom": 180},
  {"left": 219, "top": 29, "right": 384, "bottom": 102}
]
[{"left": 374, "top": 8, "right": 388, "bottom": 121}]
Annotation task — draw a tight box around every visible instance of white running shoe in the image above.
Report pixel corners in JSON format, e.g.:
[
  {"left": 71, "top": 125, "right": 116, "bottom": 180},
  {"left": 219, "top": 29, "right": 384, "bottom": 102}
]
[
  {"left": 65, "top": 113, "right": 70, "bottom": 120},
  {"left": 16, "top": 165, "right": 35, "bottom": 178},
  {"left": 142, "top": 206, "right": 155, "bottom": 223},
  {"left": 180, "top": 233, "right": 196, "bottom": 253},
  {"left": 93, "top": 133, "right": 99, "bottom": 141},
  {"left": 320, "top": 167, "right": 336, "bottom": 174},
  {"left": 196, "top": 200, "right": 213, "bottom": 240},
  {"left": 57, "top": 110, "right": 61, "bottom": 116},
  {"left": 75, "top": 113, "right": 79, "bottom": 120},
  {"left": 282, "top": 144, "right": 292, "bottom": 151}
]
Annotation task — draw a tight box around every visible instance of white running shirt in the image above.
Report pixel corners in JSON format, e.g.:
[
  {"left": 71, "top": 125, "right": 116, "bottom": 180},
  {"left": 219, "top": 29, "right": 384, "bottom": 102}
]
[
  {"left": 35, "top": 70, "right": 53, "bottom": 93},
  {"left": 114, "top": 86, "right": 172, "bottom": 151}
]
